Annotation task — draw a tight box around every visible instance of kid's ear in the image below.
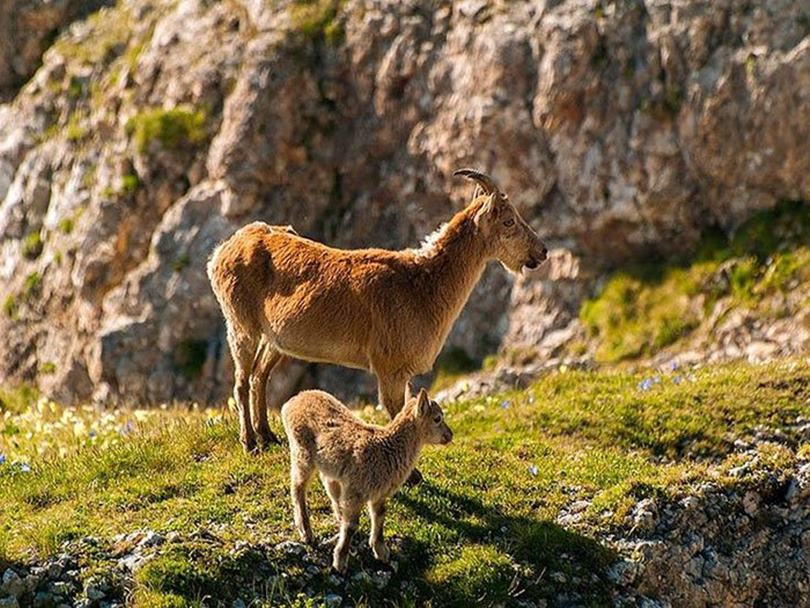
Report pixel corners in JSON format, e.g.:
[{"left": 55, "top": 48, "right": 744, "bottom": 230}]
[
  {"left": 416, "top": 388, "right": 431, "bottom": 416},
  {"left": 473, "top": 193, "right": 497, "bottom": 227}
]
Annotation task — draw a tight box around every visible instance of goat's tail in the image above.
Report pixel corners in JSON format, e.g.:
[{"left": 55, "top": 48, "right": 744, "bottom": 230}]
[{"left": 206, "top": 239, "right": 228, "bottom": 304}]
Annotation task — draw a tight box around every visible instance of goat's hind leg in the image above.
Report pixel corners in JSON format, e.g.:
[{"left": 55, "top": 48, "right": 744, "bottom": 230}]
[
  {"left": 333, "top": 495, "right": 362, "bottom": 573},
  {"left": 319, "top": 473, "right": 343, "bottom": 546},
  {"left": 368, "top": 499, "right": 390, "bottom": 563},
  {"left": 290, "top": 452, "right": 316, "bottom": 545},
  {"left": 227, "top": 327, "right": 259, "bottom": 453},
  {"left": 250, "top": 339, "right": 283, "bottom": 449}
]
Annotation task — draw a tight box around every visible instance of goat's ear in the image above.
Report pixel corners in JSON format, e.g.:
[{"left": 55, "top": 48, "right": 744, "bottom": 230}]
[
  {"left": 416, "top": 388, "right": 430, "bottom": 416},
  {"left": 473, "top": 193, "right": 497, "bottom": 227}
]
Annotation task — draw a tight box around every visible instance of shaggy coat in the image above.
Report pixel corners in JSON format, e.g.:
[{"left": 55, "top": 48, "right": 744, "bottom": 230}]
[
  {"left": 281, "top": 388, "right": 452, "bottom": 572},
  {"left": 207, "top": 170, "right": 547, "bottom": 451}
]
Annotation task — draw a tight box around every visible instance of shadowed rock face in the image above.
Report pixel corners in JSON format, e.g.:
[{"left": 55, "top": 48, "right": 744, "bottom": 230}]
[
  {"left": 0, "top": 0, "right": 113, "bottom": 100},
  {"left": 0, "top": 0, "right": 808, "bottom": 405}
]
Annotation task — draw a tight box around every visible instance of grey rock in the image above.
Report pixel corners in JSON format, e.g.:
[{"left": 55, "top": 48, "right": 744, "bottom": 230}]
[
  {"left": 1, "top": 0, "right": 809, "bottom": 405},
  {"left": 324, "top": 593, "right": 342, "bottom": 608},
  {"left": 1, "top": 570, "right": 23, "bottom": 598}
]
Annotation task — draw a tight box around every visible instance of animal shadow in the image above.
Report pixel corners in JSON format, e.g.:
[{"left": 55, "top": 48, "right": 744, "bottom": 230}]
[{"left": 394, "top": 481, "right": 616, "bottom": 605}]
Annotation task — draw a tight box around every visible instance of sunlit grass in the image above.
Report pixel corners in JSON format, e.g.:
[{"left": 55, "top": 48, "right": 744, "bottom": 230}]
[{"left": 0, "top": 358, "right": 808, "bottom": 605}]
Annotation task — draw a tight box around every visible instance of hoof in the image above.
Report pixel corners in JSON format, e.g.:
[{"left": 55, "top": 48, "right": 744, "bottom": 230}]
[
  {"left": 241, "top": 437, "right": 258, "bottom": 454},
  {"left": 404, "top": 468, "right": 424, "bottom": 487},
  {"left": 372, "top": 543, "right": 390, "bottom": 563},
  {"left": 258, "top": 431, "right": 282, "bottom": 449},
  {"left": 331, "top": 561, "right": 348, "bottom": 575}
]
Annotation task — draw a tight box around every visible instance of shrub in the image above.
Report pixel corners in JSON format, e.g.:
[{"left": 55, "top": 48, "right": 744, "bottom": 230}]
[
  {"left": 39, "top": 362, "right": 57, "bottom": 375},
  {"left": 290, "top": 0, "right": 344, "bottom": 45},
  {"left": 23, "top": 272, "right": 43, "bottom": 298},
  {"left": 22, "top": 231, "right": 43, "bottom": 260},
  {"left": 3, "top": 295, "right": 18, "bottom": 319},
  {"left": 125, "top": 107, "right": 207, "bottom": 153},
  {"left": 121, "top": 173, "right": 140, "bottom": 194},
  {"left": 58, "top": 218, "right": 74, "bottom": 234}
]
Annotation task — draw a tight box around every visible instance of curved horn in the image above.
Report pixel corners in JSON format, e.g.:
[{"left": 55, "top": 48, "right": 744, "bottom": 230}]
[{"left": 453, "top": 168, "right": 498, "bottom": 194}]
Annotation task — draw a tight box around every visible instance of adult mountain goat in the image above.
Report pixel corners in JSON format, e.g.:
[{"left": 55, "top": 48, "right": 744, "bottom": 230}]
[{"left": 208, "top": 169, "right": 547, "bottom": 452}]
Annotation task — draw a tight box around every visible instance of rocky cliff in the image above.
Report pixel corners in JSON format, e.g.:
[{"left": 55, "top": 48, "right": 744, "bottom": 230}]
[{"left": 1, "top": 0, "right": 808, "bottom": 405}]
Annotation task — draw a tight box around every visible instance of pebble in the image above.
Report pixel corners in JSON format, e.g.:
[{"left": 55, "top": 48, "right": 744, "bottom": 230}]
[
  {"left": 1, "top": 570, "right": 24, "bottom": 598},
  {"left": 324, "top": 593, "right": 342, "bottom": 607}
]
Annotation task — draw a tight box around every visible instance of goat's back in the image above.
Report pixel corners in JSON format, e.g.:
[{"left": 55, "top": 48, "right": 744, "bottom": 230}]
[{"left": 282, "top": 390, "right": 379, "bottom": 474}]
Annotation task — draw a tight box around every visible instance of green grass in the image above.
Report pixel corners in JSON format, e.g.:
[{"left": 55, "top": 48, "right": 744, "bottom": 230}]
[
  {"left": 121, "top": 172, "right": 141, "bottom": 194},
  {"left": 65, "top": 113, "right": 88, "bottom": 143},
  {"left": 581, "top": 201, "right": 810, "bottom": 362},
  {"left": 125, "top": 107, "right": 208, "bottom": 153},
  {"left": 290, "top": 0, "right": 345, "bottom": 45},
  {"left": 54, "top": 6, "right": 133, "bottom": 66},
  {"left": 58, "top": 217, "right": 75, "bottom": 234},
  {"left": 2, "top": 295, "right": 17, "bottom": 319},
  {"left": 1, "top": 359, "right": 807, "bottom": 605},
  {"left": 22, "top": 272, "right": 43, "bottom": 298},
  {"left": 22, "top": 231, "right": 43, "bottom": 260}
]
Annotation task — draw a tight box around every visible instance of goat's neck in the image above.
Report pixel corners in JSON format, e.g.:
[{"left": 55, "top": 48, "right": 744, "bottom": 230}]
[
  {"left": 375, "top": 413, "right": 423, "bottom": 482},
  {"left": 417, "top": 214, "right": 490, "bottom": 328}
]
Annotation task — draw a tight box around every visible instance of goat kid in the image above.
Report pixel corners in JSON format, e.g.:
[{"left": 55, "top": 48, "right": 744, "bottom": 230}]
[{"left": 281, "top": 388, "right": 452, "bottom": 572}]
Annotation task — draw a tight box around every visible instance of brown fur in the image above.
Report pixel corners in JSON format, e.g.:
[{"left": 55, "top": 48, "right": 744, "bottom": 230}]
[
  {"left": 207, "top": 171, "right": 546, "bottom": 451},
  {"left": 281, "top": 388, "right": 452, "bottom": 572}
]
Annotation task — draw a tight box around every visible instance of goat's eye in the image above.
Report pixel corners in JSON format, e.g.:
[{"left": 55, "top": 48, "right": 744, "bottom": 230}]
[
  {"left": 503, "top": 218, "right": 515, "bottom": 227},
  {"left": 433, "top": 414, "right": 443, "bottom": 424}
]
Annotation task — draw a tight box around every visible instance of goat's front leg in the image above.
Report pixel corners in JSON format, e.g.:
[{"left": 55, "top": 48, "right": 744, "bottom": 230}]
[
  {"left": 368, "top": 499, "right": 390, "bottom": 563},
  {"left": 250, "top": 343, "right": 282, "bottom": 449},
  {"left": 377, "top": 374, "right": 423, "bottom": 485},
  {"left": 377, "top": 374, "right": 408, "bottom": 418},
  {"left": 333, "top": 498, "right": 362, "bottom": 573}
]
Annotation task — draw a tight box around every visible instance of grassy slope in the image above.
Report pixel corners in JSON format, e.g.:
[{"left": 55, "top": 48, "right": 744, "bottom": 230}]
[
  {"left": 579, "top": 201, "right": 810, "bottom": 362},
  {"left": 1, "top": 359, "right": 809, "bottom": 606}
]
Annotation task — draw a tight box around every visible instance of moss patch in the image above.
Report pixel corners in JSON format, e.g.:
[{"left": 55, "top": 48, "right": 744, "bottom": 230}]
[
  {"left": 125, "top": 107, "right": 208, "bottom": 153},
  {"left": 290, "top": 0, "right": 345, "bottom": 45},
  {"left": 22, "top": 231, "right": 44, "bottom": 260}
]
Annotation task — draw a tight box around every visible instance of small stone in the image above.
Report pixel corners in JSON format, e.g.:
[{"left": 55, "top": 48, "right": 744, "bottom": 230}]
[
  {"left": 85, "top": 584, "right": 105, "bottom": 601},
  {"left": 138, "top": 531, "right": 165, "bottom": 548},
  {"left": 232, "top": 599, "right": 246, "bottom": 608},
  {"left": 742, "top": 491, "right": 759, "bottom": 515},
  {"left": 1, "top": 569, "right": 24, "bottom": 598},
  {"left": 33, "top": 592, "right": 54, "bottom": 608},
  {"left": 550, "top": 571, "right": 567, "bottom": 583},
  {"left": 607, "top": 559, "right": 637, "bottom": 586},
  {"left": 50, "top": 581, "right": 72, "bottom": 596},
  {"left": 275, "top": 540, "right": 306, "bottom": 556},
  {"left": 24, "top": 574, "right": 40, "bottom": 593},
  {"left": 324, "top": 593, "right": 342, "bottom": 608},
  {"left": 371, "top": 570, "right": 391, "bottom": 589}
]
